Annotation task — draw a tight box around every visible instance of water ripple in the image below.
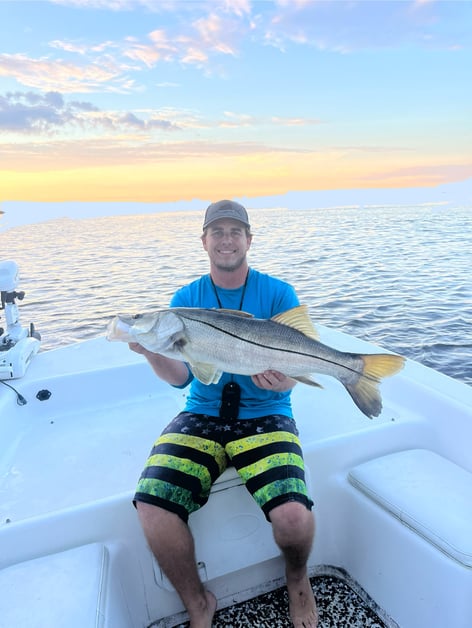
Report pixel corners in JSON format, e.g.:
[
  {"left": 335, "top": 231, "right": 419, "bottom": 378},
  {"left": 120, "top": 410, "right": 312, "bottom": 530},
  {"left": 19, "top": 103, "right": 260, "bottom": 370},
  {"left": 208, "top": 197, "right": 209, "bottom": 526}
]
[{"left": 1, "top": 205, "right": 471, "bottom": 386}]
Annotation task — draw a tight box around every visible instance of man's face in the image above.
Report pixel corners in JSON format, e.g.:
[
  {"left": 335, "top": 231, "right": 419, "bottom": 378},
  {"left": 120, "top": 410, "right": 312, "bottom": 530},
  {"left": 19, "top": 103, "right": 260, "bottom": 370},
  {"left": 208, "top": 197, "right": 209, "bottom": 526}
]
[{"left": 201, "top": 218, "right": 252, "bottom": 272}]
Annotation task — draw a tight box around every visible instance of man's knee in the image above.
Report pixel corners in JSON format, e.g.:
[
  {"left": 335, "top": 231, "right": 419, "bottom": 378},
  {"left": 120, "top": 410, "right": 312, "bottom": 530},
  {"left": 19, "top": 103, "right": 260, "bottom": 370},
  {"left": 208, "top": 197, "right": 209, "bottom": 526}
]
[
  {"left": 269, "top": 500, "right": 315, "bottom": 540},
  {"left": 136, "top": 500, "right": 184, "bottom": 534}
]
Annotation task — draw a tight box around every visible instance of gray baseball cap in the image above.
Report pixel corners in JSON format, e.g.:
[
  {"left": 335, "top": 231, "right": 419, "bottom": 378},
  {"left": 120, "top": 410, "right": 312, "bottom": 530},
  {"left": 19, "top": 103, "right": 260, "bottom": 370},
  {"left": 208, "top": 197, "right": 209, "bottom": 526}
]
[{"left": 202, "top": 200, "right": 250, "bottom": 230}]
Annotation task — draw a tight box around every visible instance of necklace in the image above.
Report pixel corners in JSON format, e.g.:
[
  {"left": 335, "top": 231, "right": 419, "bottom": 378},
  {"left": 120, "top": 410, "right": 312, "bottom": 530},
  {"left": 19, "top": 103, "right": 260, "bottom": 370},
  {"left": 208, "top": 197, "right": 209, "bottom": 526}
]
[
  {"left": 210, "top": 269, "right": 249, "bottom": 311},
  {"left": 210, "top": 269, "right": 249, "bottom": 408}
]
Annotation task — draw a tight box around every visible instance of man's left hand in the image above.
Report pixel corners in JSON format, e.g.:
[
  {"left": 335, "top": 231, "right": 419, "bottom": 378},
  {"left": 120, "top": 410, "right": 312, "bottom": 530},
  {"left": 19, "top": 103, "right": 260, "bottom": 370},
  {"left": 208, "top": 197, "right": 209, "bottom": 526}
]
[{"left": 251, "top": 370, "right": 296, "bottom": 392}]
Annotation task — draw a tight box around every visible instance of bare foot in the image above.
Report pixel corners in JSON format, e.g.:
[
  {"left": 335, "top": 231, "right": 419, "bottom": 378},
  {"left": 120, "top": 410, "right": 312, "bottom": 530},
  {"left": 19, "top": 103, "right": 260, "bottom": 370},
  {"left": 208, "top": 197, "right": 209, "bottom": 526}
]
[
  {"left": 287, "top": 574, "right": 318, "bottom": 628},
  {"left": 188, "top": 589, "right": 217, "bottom": 628}
]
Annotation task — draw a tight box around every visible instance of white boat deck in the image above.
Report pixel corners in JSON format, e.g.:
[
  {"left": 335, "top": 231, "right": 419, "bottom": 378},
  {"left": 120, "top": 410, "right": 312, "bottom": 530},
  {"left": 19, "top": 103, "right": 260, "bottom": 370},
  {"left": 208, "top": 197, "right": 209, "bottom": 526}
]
[{"left": 1, "top": 327, "right": 471, "bottom": 628}]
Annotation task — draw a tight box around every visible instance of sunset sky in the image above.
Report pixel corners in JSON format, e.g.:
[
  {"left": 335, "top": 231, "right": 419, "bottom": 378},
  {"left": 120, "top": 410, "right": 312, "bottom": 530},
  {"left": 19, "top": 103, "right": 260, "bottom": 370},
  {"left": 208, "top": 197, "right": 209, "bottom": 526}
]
[{"left": 1, "top": 0, "right": 471, "bottom": 203}]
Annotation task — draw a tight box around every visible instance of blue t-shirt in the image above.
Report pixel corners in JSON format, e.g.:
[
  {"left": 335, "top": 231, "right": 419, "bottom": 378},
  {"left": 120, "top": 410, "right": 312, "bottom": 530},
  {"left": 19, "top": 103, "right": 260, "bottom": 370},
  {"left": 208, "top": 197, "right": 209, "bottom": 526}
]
[{"left": 170, "top": 268, "right": 299, "bottom": 419}]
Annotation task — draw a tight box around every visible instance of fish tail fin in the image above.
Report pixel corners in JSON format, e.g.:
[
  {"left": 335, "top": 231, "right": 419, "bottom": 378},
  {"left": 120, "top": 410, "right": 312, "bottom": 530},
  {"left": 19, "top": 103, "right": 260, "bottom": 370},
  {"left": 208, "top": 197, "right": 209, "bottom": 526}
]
[{"left": 344, "top": 353, "right": 405, "bottom": 419}]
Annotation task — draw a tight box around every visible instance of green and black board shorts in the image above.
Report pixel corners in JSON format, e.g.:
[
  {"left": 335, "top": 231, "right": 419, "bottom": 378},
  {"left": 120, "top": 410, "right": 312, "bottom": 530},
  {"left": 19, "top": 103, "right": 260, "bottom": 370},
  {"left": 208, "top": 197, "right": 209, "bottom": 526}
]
[{"left": 134, "top": 411, "right": 313, "bottom": 523}]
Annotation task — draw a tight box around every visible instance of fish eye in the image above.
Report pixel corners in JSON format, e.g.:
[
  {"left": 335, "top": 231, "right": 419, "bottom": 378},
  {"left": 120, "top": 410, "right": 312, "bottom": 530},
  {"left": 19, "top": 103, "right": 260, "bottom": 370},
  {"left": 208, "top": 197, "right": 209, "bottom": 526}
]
[{"left": 132, "top": 314, "right": 143, "bottom": 320}]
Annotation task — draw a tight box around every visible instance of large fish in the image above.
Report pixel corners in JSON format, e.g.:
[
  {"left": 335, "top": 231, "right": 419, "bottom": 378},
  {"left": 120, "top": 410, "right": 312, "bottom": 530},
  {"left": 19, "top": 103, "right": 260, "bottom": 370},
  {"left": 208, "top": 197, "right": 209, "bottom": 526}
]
[{"left": 106, "top": 305, "right": 405, "bottom": 418}]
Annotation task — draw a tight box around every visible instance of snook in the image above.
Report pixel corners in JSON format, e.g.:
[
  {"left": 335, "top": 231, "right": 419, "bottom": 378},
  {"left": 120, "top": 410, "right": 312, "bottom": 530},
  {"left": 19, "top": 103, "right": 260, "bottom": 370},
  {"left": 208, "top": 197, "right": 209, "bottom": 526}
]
[{"left": 107, "top": 305, "right": 405, "bottom": 418}]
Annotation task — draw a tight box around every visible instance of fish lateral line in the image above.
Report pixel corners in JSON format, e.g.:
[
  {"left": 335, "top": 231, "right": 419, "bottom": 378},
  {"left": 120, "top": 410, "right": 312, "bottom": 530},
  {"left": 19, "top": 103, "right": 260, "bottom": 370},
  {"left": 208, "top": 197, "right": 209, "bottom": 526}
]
[{"left": 179, "top": 313, "right": 381, "bottom": 379}]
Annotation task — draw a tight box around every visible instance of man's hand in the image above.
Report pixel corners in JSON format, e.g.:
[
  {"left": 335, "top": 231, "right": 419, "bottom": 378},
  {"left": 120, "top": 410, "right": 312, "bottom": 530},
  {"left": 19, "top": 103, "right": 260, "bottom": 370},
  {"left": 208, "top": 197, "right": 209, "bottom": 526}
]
[
  {"left": 128, "top": 342, "right": 190, "bottom": 387},
  {"left": 128, "top": 341, "right": 151, "bottom": 357},
  {"left": 251, "top": 370, "right": 296, "bottom": 392}
]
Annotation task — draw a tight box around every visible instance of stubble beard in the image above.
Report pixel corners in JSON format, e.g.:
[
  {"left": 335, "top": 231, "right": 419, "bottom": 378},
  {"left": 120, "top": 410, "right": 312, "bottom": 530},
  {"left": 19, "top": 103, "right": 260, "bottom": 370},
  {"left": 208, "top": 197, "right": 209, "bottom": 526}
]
[{"left": 214, "top": 254, "right": 246, "bottom": 273}]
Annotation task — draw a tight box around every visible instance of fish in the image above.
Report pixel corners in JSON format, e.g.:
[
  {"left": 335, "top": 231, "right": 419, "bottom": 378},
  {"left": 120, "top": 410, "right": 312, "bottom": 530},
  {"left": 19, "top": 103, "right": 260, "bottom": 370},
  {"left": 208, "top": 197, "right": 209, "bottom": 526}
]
[{"left": 106, "top": 305, "right": 405, "bottom": 418}]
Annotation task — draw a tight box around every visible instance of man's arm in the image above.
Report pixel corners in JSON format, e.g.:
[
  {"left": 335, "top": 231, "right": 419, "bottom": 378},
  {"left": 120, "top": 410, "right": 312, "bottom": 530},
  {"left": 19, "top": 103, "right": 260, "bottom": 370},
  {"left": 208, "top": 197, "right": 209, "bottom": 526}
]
[{"left": 129, "top": 342, "right": 190, "bottom": 387}]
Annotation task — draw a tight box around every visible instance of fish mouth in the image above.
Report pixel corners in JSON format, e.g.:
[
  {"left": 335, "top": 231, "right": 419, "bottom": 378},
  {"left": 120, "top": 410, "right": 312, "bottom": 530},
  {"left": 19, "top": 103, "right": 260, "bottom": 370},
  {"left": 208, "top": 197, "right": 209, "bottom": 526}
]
[{"left": 117, "top": 314, "right": 140, "bottom": 324}]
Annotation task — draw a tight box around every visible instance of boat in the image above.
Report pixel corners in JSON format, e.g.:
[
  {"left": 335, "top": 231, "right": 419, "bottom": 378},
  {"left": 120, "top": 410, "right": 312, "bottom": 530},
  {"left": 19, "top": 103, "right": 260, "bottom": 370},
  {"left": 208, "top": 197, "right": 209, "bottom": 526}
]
[{"left": 1, "top": 260, "right": 471, "bottom": 628}]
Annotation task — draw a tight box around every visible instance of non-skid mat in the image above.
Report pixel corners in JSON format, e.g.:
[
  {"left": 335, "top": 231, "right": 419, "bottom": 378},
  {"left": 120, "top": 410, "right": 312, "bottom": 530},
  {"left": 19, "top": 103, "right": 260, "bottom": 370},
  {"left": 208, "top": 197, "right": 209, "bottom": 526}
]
[{"left": 176, "top": 569, "right": 396, "bottom": 627}]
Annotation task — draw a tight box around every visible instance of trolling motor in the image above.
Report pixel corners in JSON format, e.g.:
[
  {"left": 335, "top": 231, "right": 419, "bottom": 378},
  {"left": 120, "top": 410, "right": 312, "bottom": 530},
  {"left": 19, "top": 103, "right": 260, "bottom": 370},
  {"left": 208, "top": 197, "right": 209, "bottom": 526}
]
[{"left": 0, "top": 261, "right": 41, "bottom": 379}]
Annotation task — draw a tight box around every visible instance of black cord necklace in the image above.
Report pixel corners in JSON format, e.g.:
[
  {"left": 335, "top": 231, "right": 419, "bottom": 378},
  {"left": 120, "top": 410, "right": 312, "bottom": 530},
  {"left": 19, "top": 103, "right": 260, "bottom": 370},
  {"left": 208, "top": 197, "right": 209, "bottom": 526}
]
[
  {"left": 210, "top": 269, "right": 249, "bottom": 311},
  {"left": 210, "top": 269, "right": 250, "bottom": 419}
]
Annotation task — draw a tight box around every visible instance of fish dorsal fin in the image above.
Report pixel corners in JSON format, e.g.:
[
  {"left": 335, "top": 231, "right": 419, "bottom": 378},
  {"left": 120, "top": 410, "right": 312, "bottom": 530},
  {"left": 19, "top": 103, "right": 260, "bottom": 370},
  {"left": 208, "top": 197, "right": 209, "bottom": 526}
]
[
  {"left": 217, "top": 308, "right": 254, "bottom": 318},
  {"left": 271, "top": 305, "right": 319, "bottom": 340}
]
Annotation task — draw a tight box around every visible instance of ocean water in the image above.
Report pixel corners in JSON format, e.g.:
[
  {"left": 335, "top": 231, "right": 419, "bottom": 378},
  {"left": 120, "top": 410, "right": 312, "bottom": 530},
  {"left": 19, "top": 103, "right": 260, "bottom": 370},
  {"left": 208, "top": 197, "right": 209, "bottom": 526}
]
[{"left": 1, "top": 204, "right": 471, "bottom": 386}]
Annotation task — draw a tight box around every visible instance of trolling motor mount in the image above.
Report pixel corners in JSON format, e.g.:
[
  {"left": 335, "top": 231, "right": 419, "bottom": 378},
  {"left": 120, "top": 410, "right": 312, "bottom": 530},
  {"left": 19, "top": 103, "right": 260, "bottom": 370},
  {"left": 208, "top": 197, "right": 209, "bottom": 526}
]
[{"left": 0, "top": 261, "right": 41, "bottom": 379}]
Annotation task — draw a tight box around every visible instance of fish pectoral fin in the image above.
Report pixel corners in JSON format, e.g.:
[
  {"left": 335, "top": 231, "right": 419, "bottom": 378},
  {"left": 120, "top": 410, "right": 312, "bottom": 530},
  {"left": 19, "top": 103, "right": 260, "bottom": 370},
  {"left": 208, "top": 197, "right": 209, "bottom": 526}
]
[
  {"left": 188, "top": 361, "right": 223, "bottom": 385},
  {"left": 292, "top": 375, "right": 324, "bottom": 389},
  {"left": 178, "top": 347, "right": 221, "bottom": 384},
  {"left": 271, "top": 305, "right": 319, "bottom": 340}
]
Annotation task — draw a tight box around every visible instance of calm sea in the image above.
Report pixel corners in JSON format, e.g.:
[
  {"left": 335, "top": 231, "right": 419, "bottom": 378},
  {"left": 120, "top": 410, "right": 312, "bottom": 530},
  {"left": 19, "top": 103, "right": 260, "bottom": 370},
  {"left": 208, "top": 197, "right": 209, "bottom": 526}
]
[{"left": 1, "top": 205, "right": 471, "bottom": 386}]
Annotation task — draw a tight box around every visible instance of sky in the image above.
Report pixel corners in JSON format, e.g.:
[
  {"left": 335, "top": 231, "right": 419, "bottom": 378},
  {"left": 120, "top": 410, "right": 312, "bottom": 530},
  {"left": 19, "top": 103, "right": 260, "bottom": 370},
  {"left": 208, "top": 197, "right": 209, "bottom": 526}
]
[{"left": 0, "top": 0, "right": 471, "bottom": 205}]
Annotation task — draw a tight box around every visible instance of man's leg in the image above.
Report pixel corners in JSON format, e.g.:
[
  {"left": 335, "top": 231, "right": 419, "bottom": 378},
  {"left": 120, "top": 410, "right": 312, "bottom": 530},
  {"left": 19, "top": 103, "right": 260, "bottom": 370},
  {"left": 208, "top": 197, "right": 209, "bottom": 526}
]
[
  {"left": 269, "top": 501, "right": 318, "bottom": 628},
  {"left": 224, "top": 413, "right": 317, "bottom": 626},
  {"left": 137, "top": 502, "right": 217, "bottom": 628},
  {"left": 134, "top": 413, "right": 228, "bottom": 626}
]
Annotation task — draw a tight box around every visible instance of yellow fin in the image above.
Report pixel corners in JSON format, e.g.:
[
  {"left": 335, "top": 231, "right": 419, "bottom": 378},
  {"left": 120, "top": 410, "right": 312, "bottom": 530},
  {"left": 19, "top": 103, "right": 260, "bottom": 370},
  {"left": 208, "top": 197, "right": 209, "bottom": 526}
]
[
  {"left": 361, "top": 353, "right": 405, "bottom": 381},
  {"left": 271, "top": 305, "right": 319, "bottom": 340},
  {"left": 343, "top": 353, "right": 405, "bottom": 418}
]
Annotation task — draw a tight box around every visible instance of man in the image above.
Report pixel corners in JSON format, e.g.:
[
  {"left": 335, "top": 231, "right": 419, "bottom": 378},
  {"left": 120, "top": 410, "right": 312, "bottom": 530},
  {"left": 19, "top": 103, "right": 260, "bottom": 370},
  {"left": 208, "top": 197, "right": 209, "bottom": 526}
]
[{"left": 131, "top": 200, "right": 318, "bottom": 628}]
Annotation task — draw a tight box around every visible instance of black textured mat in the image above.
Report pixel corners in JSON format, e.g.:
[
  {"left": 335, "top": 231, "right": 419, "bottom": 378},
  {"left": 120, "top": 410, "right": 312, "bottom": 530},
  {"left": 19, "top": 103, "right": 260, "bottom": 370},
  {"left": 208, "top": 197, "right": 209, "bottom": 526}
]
[{"left": 175, "top": 569, "right": 395, "bottom": 627}]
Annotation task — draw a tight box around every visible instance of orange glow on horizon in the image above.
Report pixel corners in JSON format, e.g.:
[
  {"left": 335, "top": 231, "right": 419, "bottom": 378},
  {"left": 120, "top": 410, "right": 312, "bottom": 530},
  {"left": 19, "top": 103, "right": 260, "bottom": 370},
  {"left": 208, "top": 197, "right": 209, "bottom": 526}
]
[{"left": 1, "top": 152, "right": 469, "bottom": 203}]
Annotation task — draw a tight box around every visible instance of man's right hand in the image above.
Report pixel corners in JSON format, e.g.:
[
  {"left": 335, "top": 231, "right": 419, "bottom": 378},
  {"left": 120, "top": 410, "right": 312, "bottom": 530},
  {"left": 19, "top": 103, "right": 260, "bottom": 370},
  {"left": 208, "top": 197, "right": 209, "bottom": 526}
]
[
  {"left": 128, "top": 341, "right": 149, "bottom": 356},
  {"left": 128, "top": 342, "right": 191, "bottom": 387}
]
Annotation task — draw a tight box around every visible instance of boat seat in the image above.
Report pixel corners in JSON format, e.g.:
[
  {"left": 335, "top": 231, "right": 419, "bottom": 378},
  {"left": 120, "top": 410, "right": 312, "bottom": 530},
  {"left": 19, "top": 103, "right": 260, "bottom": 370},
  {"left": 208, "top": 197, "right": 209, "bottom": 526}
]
[
  {"left": 348, "top": 448, "right": 472, "bottom": 567},
  {"left": 0, "top": 543, "right": 110, "bottom": 627},
  {"left": 211, "top": 464, "right": 241, "bottom": 491}
]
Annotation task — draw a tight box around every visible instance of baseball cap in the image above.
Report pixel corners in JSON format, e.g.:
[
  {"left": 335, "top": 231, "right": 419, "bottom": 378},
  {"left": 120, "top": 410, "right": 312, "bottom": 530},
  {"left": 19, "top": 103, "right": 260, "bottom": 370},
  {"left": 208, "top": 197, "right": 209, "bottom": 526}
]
[{"left": 202, "top": 200, "right": 250, "bottom": 230}]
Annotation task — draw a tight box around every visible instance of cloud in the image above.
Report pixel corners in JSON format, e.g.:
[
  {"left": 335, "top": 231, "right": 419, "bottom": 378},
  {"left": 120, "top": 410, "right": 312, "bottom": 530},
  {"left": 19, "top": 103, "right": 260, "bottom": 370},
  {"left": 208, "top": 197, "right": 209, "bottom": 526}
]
[
  {"left": 1, "top": 9, "right": 249, "bottom": 93},
  {"left": 0, "top": 52, "right": 132, "bottom": 94},
  {"left": 0, "top": 90, "right": 180, "bottom": 135},
  {"left": 363, "top": 163, "right": 472, "bottom": 185},
  {"left": 221, "top": 0, "right": 251, "bottom": 18},
  {"left": 193, "top": 13, "right": 239, "bottom": 56},
  {"left": 123, "top": 13, "right": 244, "bottom": 70},
  {"left": 117, "top": 111, "right": 179, "bottom": 131},
  {"left": 121, "top": 29, "right": 182, "bottom": 68},
  {"left": 49, "top": 0, "right": 158, "bottom": 8},
  {"left": 0, "top": 90, "right": 95, "bottom": 132},
  {"left": 270, "top": 116, "right": 322, "bottom": 127},
  {"left": 44, "top": 1, "right": 472, "bottom": 62},
  {"left": 48, "top": 0, "right": 250, "bottom": 16},
  {"left": 5, "top": 1, "right": 464, "bottom": 98},
  {"left": 265, "top": 0, "right": 471, "bottom": 53},
  {"left": 49, "top": 39, "right": 117, "bottom": 55},
  {"left": 0, "top": 134, "right": 316, "bottom": 172},
  {"left": 0, "top": 89, "right": 323, "bottom": 137},
  {"left": 218, "top": 112, "right": 322, "bottom": 128}
]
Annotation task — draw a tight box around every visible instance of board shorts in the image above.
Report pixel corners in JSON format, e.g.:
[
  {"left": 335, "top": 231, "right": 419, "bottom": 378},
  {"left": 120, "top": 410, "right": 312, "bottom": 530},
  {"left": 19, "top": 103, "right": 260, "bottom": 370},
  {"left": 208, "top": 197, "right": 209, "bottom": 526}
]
[{"left": 134, "top": 411, "right": 314, "bottom": 523}]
